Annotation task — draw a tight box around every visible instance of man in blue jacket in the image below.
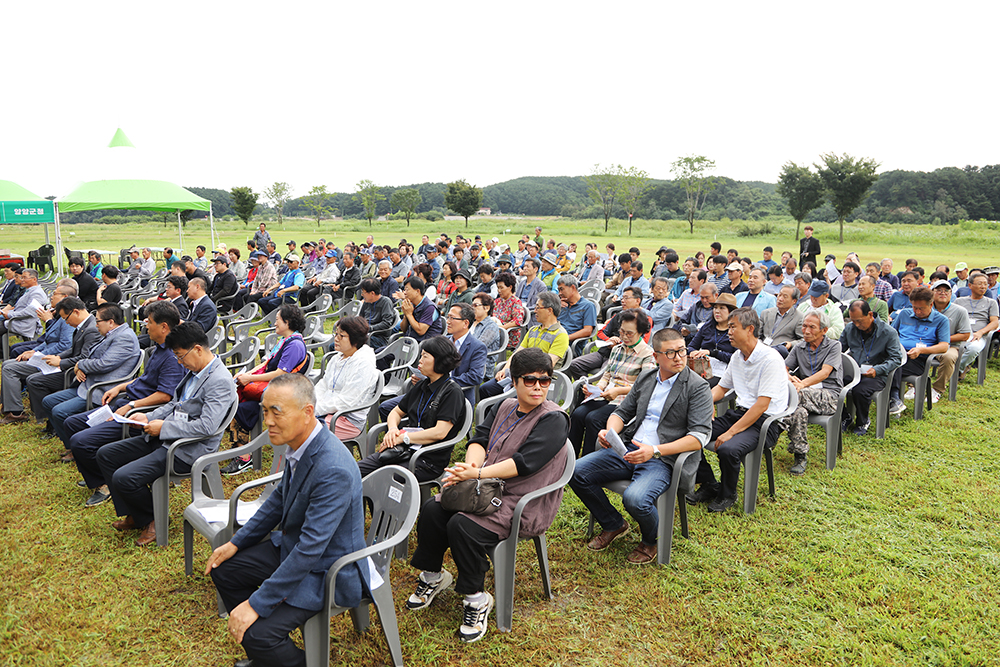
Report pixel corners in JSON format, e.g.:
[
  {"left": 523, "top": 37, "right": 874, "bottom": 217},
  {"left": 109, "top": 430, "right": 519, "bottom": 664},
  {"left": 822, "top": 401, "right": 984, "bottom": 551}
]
[{"left": 206, "top": 373, "right": 368, "bottom": 667}]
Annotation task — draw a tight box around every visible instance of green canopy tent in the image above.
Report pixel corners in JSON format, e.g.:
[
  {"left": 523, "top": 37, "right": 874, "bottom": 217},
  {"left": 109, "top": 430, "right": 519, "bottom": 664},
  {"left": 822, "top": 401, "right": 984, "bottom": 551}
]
[
  {"left": 54, "top": 129, "right": 215, "bottom": 275},
  {"left": 0, "top": 180, "right": 56, "bottom": 259}
]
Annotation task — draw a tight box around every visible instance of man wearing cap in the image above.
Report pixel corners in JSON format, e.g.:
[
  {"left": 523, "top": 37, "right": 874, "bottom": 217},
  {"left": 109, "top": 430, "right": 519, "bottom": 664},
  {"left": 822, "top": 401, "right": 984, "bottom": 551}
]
[
  {"left": 930, "top": 280, "right": 970, "bottom": 400},
  {"left": 797, "top": 280, "right": 845, "bottom": 340},
  {"left": 720, "top": 262, "right": 747, "bottom": 297},
  {"left": 950, "top": 262, "right": 970, "bottom": 290},
  {"left": 298, "top": 249, "right": 341, "bottom": 307},
  {"left": 423, "top": 246, "right": 441, "bottom": 281},
  {"left": 125, "top": 248, "right": 143, "bottom": 278},
  {"left": 955, "top": 272, "right": 1000, "bottom": 376},
  {"left": 357, "top": 248, "right": 377, "bottom": 280},
  {"left": 494, "top": 254, "right": 514, "bottom": 277},
  {"left": 521, "top": 240, "right": 540, "bottom": 269},
  {"left": 259, "top": 255, "right": 304, "bottom": 314},
  {"left": 537, "top": 252, "right": 560, "bottom": 289},
  {"left": 887, "top": 285, "right": 950, "bottom": 415},
  {"left": 209, "top": 255, "right": 239, "bottom": 311},
  {"left": 799, "top": 225, "right": 820, "bottom": 267},
  {"left": 238, "top": 251, "right": 277, "bottom": 311},
  {"left": 983, "top": 267, "right": 1000, "bottom": 300}
]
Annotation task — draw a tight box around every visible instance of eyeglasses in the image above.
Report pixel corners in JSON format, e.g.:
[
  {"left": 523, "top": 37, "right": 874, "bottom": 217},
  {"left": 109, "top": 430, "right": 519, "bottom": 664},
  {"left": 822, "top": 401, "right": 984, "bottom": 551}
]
[
  {"left": 445, "top": 315, "right": 465, "bottom": 321},
  {"left": 174, "top": 348, "right": 195, "bottom": 363},
  {"left": 620, "top": 329, "right": 640, "bottom": 339},
  {"left": 654, "top": 348, "right": 687, "bottom": 359},
  {"left": 518, "top": 375, "right": 552, "bottom": 387}
]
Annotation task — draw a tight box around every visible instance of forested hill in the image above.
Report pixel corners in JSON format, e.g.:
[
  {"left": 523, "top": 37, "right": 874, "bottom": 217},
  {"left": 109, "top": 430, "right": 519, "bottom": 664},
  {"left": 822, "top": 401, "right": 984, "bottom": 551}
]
[{"left": 56, "top": 166, "right": 1000, "bottom": 225}]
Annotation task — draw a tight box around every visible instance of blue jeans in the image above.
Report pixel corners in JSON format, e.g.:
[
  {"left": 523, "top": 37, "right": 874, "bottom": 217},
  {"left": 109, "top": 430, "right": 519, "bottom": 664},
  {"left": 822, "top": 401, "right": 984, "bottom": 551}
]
[
  {"left": 42, "top": 388, "right": 88, "bottom": 445},
  {"left": 569, "top": 446, "right": 673, "bottom": 545}
]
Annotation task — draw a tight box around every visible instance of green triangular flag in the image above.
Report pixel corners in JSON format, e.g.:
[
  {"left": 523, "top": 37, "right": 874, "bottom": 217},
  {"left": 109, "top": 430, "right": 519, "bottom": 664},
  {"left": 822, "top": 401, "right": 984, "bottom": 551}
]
[{"left": 108, "top": 128, "right": 135, "bottom": 148}]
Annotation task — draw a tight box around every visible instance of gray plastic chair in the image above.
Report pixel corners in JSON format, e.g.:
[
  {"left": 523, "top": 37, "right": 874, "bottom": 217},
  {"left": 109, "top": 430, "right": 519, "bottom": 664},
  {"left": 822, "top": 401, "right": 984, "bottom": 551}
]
[
  {"left": 128, "top": 397, "right": 239, "bottom": 546},
  {"left": 807, "top": 353, "right": 861, "bottom": 471},
  {"left": 218, "top": 336, "right": 261, "bottom": 376},
  {"left": 585, "top": 448, "right": 698, "bottom": 566},
  {"left": 977, "top": 330, "right": 996, "bottom": 385},
  {"left": 299, "top": 292, "right": 333, "bottom": 316},
  {"left": 487, "top": 440, "right": 576, "bottom": 633},
  {"left": 206, "top": 323, "right": 225, "bottom": 352},
  {"left": 375, "top": 337, "right": 419, "bottom": 398},
  {"left": 321, "top": 372, "right": 385, "bottom": 458},
  {"left": 903, "top": 352, "right": 940, "bottom": 421},
  {"left": 929, "top": 343, "right": 965, "bottom": 402},
  {"left": 84, "top": 349, "right": 147, "bottom": 410},
  {"left": 737, "top": 381, "right": 798, "bottom": 514},
  {"left": 301, "top": 465, "right": 419, "bottom": 667},
  {"left": 182, "top": 431, "right": 288, "bottom": 615}
]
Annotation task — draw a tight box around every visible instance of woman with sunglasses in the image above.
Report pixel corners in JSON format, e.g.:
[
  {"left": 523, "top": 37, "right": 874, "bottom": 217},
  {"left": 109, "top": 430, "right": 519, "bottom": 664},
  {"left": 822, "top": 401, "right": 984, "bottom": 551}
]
[
  {"left": 405, "top": 347, "right": 570, "bottom": 644},
  {"left": 314, "top": 315, "right": 380, "bottom": 441},
  {"left": 569, "top": 309, "right": 654, "bottom": 456}
]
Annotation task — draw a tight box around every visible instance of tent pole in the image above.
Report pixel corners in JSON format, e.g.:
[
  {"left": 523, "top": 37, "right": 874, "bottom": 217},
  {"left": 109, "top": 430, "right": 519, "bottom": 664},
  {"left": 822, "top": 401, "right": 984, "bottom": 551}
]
[
  {"left": 54, "top": 203, "right": 64, "bottom": 276},
  {"left": 44, "top": 222, "right": 50, "bottom": 244},
  {"left": 177, "top": 211, "right": 184, "bottom": 253},
  {"left": 209, "top": 204, "right": 216, "bottom": 252}
]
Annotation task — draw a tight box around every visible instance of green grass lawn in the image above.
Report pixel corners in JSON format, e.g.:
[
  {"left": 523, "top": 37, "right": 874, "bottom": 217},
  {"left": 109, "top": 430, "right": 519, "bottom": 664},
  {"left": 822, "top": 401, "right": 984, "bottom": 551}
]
[
  {"left": 2, "top": 356, "right": 999, "bottom": 666},
  {"left": 4, "top": 215, "right": 999, "bottom": 272}
]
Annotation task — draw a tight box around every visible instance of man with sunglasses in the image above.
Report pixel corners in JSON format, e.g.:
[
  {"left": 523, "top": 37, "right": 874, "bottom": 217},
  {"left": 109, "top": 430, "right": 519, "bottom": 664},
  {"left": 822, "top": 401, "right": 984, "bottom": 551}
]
[
  {"left": 96, "top": 322, "right": 237, "bottom": 546},
  {"left": 570, "top": 328, "right": 713, "bottom": 564}
]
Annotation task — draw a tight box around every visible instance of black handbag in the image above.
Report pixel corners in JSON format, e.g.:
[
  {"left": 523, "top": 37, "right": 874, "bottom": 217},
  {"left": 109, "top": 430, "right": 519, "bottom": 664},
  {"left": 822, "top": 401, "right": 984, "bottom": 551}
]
[
  {"left": 375, "top": 444, "right": 414, "bottom": 466},
  {"left": 440, "top": 477, "right": 505, "bottom": 516}
]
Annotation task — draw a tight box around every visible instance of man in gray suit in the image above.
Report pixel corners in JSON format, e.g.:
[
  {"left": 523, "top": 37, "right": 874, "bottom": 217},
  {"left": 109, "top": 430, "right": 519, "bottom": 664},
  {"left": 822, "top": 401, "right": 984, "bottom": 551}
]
[
  {"left": 758, "top": 284, "right": 804, "bottom": 358},
  {"left": 97, "top": 322, "right": 237, "bottom": 546},
  {"left": 0, "top": 268, "right": 47, "bottom": 341},
  {"left": 569, "top": 328, "right": 713, "bottom": 565},
  {"left": 43, "top": 303, "right": 141, "bottom": 445}
]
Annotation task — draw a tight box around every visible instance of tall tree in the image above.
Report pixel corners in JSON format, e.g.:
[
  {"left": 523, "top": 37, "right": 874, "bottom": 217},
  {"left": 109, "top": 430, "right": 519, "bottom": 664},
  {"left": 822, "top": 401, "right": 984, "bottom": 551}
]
[
  {"left": 816, "top": 153, "right": 880, "bottom": 243},
  {"left": 230, "top": 186, "right": 258, "bottom": 227},
  {"left": 390, "top": 187, "right": 422, "bottom": 227},
  {"left": 671, "top": 155, "right": 717, "bottom": 234},
  {"left": 445, "top": 179, "right": 483, "bottom": 228},
  {"left": 618, "top": 166, "right": 651, "bottom": 236},
  {"left": 262, "top": 181, "right": 293, "bottom": 229},
  {"left": 585, "top": 164, "right": 623, "bottom": 232},
  {"left": 303, "top": 185, "right": 332, "bottom": 227},
  {"left": 353, "top": 180, "right": 385, "bottom": 227},
  {"left": 776, "top": 162, "right": 827, "bottom": 240}
]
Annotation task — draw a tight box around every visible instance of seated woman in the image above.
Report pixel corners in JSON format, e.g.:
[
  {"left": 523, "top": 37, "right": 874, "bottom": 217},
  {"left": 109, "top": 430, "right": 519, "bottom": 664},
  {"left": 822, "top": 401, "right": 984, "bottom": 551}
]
[
  {"left": 492, "top": 271, "right": 525, "bottom": 349},
  {"left": 470, "top": 293, "right": 503, "bottom": 380},
  {"left": 444, "top": 270, "right": 475, "bottom": 311},
  {"left": 315, "top": 315, "right": 381, "bottom": 442},
  {"left": 359, "top": 336, "right": 465, "bottom": 481},
  {"left": 687, "top": 292, "right": 737, "bottom": 386},
  {"left": 569, "top": 309, "right": 654, "bottom": 456},
  {"left": 405, "top": 347, "right": 570, "bottom": 643},
  {"left": 435, "top": 261, "right": 458, "bottom": 310},
  {"left": 224, "top": 304, "right": 308, "bottom": 474}
]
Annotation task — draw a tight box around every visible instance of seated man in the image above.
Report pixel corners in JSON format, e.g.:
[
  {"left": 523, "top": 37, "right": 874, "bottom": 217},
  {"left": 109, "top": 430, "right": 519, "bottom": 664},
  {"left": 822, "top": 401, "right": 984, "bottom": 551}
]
[
  {"left": 857, "top": 275, "right": 889, "bottom": 321},
  {"left": 928, "top": 280, "right": 970, "bottom": 400},
  {"left": 735, "top": 268, "right": 777, "bottom": 315},
  {"left": 7, "top": 283, "right": 75, "bottom": 358},
  {"left": 65, "top": 301, "right": 184, "bottom": 506},
  {"left": 96, "top": 265, "right": 124, "bottom": 305},
  {"left": 515, "top": 257, "right": 546, "bottom": 315},
  {"left": 0, "top": 268, "right": 46, "bottom": 341},
  {"left": 258, "top": 255, "right": 304, "bottom": 314},
  {"left": 138, "top": 275, "right": 189, "bottom": 322},
  {"left": 298, "top": 248, "right": 341, "bottom": 307},
  {"left": 887, "top": 271, "right": 918, "bottom": 316},
  {"left": 555, "top": 275, "right": 597, "bottom": 355},
  {"left": 829, "top": 261, "right": 861, "bottom": 304},
  {"left": 671, "top": 269, "right": 707, "bottom": 320},
  {"left": 783, "top": 310, "right": 843, "bottom": 475},
  {"left": 888, "top": 286, "right": 950, "bottom": 415},
  {"left": 840, "top": 300, "right": 902, "bottom": 435},
  {"left": 398, "top": 276, "right": 445, "bottom": 343},
  {"left": 42, "top": 303, "right": 142, "bottom": 447},
  {"left": 673, "top": 283, "right": 717, "bottom": 342},
  {"left": 377, "top": 260, "right": 400, "bottom": 300},
  {"left": 759, "top": 285, "right": 804, "bottom": 358},
  {"left": 356, "top": 278, "right": 397, "bottom": 350},
  {"left": 209, "top": 255, "right": 239, "bottom": 311},
  {"left": 566, "top": 288, "right": 649, "bottom": 380},
  {"left": 642, "top": 277, "right": 673, "bottom": 334},
  {"left": 97, "top": 322, "right": 237, "bottom": 546},
  {"left": 763, "top": 264, "right": 787, "bottom": 295},
  {"left": 186, "top": 277, "right": 219, "bottom": 334},
  {"left": 955, "top": 273, "right": 1000, "bottom": 375},
  {"left": 796, "top": 280, "right": 845, "bottom": 339},
  {"left": 689, "top": 308, "right": 789, "bottom": 512},
  {"left": 720, "top": 262, "right": 749, "bottom": 296},
  {"left": 206, "top": 373, "right": 368, "bottom": 667},
  {"left": 68, "top": 257, "right": 99, "bottom": 308},
  {"left": 0, "top": 264, "right": 24, "bottom": 307},
  {"left": 240, "top": 250, "right": 279, "bottom": 311},
  {"left": 570, "top": 328, "right": 712, "bottom": 564}
]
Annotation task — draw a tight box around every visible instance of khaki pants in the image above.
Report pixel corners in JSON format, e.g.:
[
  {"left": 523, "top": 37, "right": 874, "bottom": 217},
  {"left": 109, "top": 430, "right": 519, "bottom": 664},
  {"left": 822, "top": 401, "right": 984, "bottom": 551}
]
[{"left": 932, "top": 346, "right": 961, "bottom": 395}]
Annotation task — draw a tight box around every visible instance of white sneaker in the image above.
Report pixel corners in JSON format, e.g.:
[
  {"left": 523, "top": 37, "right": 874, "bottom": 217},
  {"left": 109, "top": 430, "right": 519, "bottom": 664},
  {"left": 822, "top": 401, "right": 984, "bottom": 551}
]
[
  {"left": 931, "top": 389, "right": 941, "bottom": 403},
  {"left": 458, "top": 592, "right": 494, "bottom": 643},
  {"left": 903, "top": 387, "right": 915, "bottom": 400},
  {"left": 406, "top": 570, "right": 453, "bottom": 610}
]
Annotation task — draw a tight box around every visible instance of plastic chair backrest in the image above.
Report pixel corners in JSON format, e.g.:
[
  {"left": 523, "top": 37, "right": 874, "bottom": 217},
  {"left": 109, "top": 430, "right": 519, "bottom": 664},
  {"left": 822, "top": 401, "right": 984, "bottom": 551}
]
[
  {"left": 363, "top": 465, "right": 422, "bottom": 577},
  {"left": 207, "top": 324, "right": 225, "bottom": 351}
]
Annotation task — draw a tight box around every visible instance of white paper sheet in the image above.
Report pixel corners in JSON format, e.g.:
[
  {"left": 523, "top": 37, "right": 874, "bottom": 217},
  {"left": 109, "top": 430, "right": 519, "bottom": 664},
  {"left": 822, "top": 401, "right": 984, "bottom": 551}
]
[
  {"left": 27, "top": 352, "right": 61, "bottom": 375},
  {"left": 605, "top": 429, "right": 629, "bottom": 458},
  {"left": 581, "top": 384, "right": 603, "bottom": 403}
]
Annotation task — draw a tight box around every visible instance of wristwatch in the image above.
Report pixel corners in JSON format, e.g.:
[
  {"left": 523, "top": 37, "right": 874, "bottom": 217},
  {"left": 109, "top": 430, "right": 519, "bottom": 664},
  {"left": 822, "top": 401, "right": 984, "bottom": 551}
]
[
  {"left": 402, "top": 432, "right": 410, "bottom": 445},
  {"left": 651, "top": 447, "right": 661, "bottom": 460},
  {"left": 128, "top": 401, "right": 136, "bottom": 408}
]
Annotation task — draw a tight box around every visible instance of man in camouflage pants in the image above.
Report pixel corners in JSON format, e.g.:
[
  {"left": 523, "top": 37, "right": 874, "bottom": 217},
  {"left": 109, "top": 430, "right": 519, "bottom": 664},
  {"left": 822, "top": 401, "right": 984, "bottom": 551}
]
[{"left": 784, "top": 310, "right": 843, "bottom": 476}]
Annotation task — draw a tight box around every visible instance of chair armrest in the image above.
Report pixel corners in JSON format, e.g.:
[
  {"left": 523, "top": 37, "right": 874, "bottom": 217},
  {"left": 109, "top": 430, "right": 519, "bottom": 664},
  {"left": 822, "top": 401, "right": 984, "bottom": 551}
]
[
  {"left": 164, "top": 435, "right": 203, "bottom": 477},
  {"left": 228, "top": 472, "right": 285, "bottom": 528},
  {"left": 190, "top": 436, "right": 274, "bottom": 486}
]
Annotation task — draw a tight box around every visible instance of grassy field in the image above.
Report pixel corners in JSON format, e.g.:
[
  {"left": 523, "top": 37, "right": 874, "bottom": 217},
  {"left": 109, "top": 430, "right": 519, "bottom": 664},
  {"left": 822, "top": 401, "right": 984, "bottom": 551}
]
[
  {"left": 2, "top": 216, "right": 999, "bottom": 666},
  {"left": 3, "top": 215, "right": 999, "bottom": 271},
  {"left": 2, "top": 357, "right": 999, "bottom": 666}
]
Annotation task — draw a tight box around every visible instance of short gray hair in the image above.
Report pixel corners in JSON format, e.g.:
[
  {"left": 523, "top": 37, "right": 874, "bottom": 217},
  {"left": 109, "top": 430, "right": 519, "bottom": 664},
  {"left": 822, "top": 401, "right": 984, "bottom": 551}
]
[
  {"left": 378, "top": 260, "right": 392, "bottom": 269},
  {"left": 266, "top": 372, "right": 316, "bottom": 408},
  {"left": 651, "top": 277, "right": 669, "bottom": 288},
  {"left": 22, "top": 268, "right": 38, "bottom": 281},
  {"left": 728, "top": 307, "right": 760, "bottom": 335},
  {"left": 780, "top": 284, "right": 800, "bottom": 300},
  {"left": 794, "top": 272, "right": 812, "bottom": 284},
  {"left": 54, "top": 283, "right": 78, "bottom": 297},
  {"left": 803, "top": 309, "right": 830, "bottom": 330},
  {"left": 556, "top": 274, "right": 579, "bottom": 289}
]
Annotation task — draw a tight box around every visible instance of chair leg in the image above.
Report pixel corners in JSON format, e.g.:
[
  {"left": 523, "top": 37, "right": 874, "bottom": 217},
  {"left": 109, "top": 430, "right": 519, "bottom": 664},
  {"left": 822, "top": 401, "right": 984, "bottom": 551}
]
[
  {"left": 825, "top": 418, "right": 838, "bottom": 471},
  {"left": 183, "top": 520, "right": 194, "bottom": 575},
  {"left": 491, "top": 539, "right": 517, "bottom": 632},
  {"left": 586, "top": 514, "right": 596, "bottom": 540},
  {"left": 679, "top": 497, "right": 689, "bottom": 539},
  {"left": 371, "top": 585, "right": 404, "bottom": 667},
  {"left": 302, "top": 611, "right": 330, "bottom": 667},
  {"left": 657, "top": 488, "right": 676, "bottom": 566},
  {"left": 348, "top": 603, "right": 371, "bottom": 634},
  {"left": 531, "top": 535, "right": 553, "bottom": 600},
  {"left": 152, "top": 476, "right": 169, "bottom": 547},
  {"left": 742, "top": 449, "right": 762, "bottom": 515}
]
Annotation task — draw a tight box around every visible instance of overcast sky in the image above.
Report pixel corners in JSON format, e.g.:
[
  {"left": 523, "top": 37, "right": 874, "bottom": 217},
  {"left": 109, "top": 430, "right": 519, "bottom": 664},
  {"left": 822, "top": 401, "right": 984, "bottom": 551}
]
[{"left": 5, "top": 0, "right": 997, "bottom": 200}]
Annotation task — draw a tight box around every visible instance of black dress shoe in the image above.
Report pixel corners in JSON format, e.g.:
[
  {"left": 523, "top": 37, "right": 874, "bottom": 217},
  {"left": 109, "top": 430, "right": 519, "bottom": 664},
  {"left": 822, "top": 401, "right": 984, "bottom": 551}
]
[
  {"left": 234, "top": 659, "right": 254, "bottom": 667},
  {"left": 707, "top": 495, "right": 737, "bottom": 513},
  {"left": 685, "top": 485, "right": 718, "bottom": 506}
]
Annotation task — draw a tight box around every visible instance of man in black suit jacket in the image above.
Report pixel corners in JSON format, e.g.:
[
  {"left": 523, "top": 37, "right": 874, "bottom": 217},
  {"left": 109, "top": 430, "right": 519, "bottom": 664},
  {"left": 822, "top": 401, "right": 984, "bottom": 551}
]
[
  {"left": 68, "top": 258, "right": 99, "bottom": 309},
  {"left": 209, "top": 256, "right": 239, "bottom": 311},
  {"left": 183, "top": 256, "right": 211, "bottom": 285},
  {"left": 186, "top": 277, "right": 218, "bottom": 335}
]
